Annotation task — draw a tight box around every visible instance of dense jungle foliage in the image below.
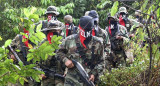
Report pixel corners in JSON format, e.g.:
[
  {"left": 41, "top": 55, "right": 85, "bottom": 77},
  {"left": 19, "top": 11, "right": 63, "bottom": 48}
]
[{"left": 0, "top": 0, "right": 160, "bottom": 85}]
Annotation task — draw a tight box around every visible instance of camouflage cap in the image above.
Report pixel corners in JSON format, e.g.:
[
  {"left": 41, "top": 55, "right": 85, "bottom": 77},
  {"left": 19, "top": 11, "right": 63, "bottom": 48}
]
[
  {"left": 119, "top": 7, "right": 127, "bottom": 14},
  {"left": 135, "top": 10, "right": 141, "bottom": 16},
  {"left": 41, "top": 20, "right": 62, "bottom": 31},
  {"left": 45, "top": 6, "right": 59, "bottom": 15},
  {"left": 64, "top": 15, "right": 73, "bottom": 23}
]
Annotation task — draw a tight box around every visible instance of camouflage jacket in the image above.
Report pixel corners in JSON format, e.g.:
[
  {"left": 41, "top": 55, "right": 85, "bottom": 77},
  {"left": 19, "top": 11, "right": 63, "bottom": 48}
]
[
  {"left": 39, "top": 37, "right": 65, "bottom": 74},
  {"left": 106, "top": 24, "right": 129, "bottom": 51},
  {"left": 9, "top": 34, "right": 34, "bottom": 64},
  {"left": 57, "top": 34, "right": 105, "bottom": 76},
  {"left": 62, "top": 23, "right": 78, "bottom": 38},
  {"left": 115, "top": 13, "right": 143, "bottom": 34},
  {"left": 96, "top": 26, "right": 111, "bottom": 54}
]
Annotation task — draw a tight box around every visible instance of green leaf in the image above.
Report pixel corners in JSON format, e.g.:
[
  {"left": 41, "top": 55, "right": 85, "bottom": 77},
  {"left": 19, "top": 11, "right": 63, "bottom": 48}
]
[
  {"left": 140, "top": 0, "right": 149, "bottom": 11},
  {"left": 14, "top": 75, "right": 19, "bottom": 81},
  {"left": 4, "top": 39, "right": 12, "bottom": 48},
  {"left": 36, "top": 23, "right": 42, "bottom": 32},
  {"left": 29, "top": 14, "right": 39, "bottom": 23},
  {"left": 19, "top": 77, "right": 24, "bottom": 85},
  {"left": 0, "top": 36, "right": 2, "bottom": 41},
  {"left": 0, "top": 47, "right": 4, "bottom": 53},
  {"left": 19, "top": 61, "right": 24, "bottom": 67},
  {"left": 24, "top": 8, "right": 30, "bottom": 17},
  {"left": 16, "top": 49, "right": 20, "bottom": 52},
  {"left": 111, "top": 1, "right": 119, "bottom": 16}
]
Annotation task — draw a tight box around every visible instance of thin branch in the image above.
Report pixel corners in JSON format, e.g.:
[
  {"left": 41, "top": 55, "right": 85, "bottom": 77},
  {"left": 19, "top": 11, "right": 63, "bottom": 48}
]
[
  {"left": 145, "top": 5, "right": 160, "bottom": 85},
  {"left": 120, "top": 1, "right": 150, "bottom": 16},
  {"left": 0, "top": 72, "right": 10, "bottom": 78}
]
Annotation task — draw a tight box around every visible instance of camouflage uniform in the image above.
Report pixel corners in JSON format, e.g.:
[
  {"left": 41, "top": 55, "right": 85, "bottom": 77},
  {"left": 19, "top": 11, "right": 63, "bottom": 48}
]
[
  {"left": 116, "top": 7, "right": 143, "bottom": 36},
  {"left": 40, "top": 20, "right": 65, "bottom": 86},
  {"left": 63, "top": 15, "right": 78, "bottom": 38},
  {"left": 9, "top": 30, "right": 37, "bottom": 86},
  {"left": 57, "top": 16, "right": 105, "bottom": 86},
  {"left": 88, "top": 10, "right": 111, "bottom": 69},
  {"left": 116, "top": 7, "right": 144, "bottom": 64},
  {"left": 36, "top": 6, "right": 65, "bottom": 37},
  {"left": 106, "top": 16, "right": 129, "bottom": 68}
]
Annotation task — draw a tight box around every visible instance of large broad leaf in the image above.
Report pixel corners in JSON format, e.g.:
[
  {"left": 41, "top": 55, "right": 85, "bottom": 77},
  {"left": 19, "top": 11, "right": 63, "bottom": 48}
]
[
  {"left": 36, "top": 23, "right": 42, "bottom": 32},
  {"left": 19, "top": 77, "right": 24, "bottom": 85},
  {"left": 29, "top": 14, "right": 39, "bottom": 23},
  {"left": 30, "top": 7, "right": 37, "bottom": 14},
  {"left": 111, "top": 1, "right": 119, "bottom": 16},
  {"left": 24, "top": 8, "right": 30, "bottom": 17},
  {"left": 4, "top": 39, "right": 12, "bottom": 48},
  {"left": 13, "top": 26, "right": 19, "bottom": 34}
]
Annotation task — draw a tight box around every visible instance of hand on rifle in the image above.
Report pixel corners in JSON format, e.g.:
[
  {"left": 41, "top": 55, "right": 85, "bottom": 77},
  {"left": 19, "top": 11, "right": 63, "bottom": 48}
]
[
  {"left": 65, "top": 60, "right": 74, "bottom": 68},
  {"left": 89, "top": 74, "right": 95, "bottom": 82},
  {"left": 116, "top": 35, "right": 123, "bottom": 40},
  {"left": 40, "top": 74, "right": 47, "bottom": 80},
  {"left": 10, "top": 54, "right": 16, "bottom": 61}
]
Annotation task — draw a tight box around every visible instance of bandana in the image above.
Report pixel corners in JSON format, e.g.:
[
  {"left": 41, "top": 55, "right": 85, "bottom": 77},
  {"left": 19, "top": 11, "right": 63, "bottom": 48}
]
[
  {"left": 119, "top": 14, "right": 125, "bottom": 27},
  {"left": 23, "top": 28, "right": 29, "bottom": 48},
  {"left": 92, "top": 29, "right": 95, "bottom": 36},
  {"left": 47, "top": 32, "right": 53, "bottom": 44},
  {"left": 48, "top": 14, "right": 53, "bottom": 22},
  {"left": 79, "top": 25, "right": 92, "bottom": 48},
  {"left": 108, "top": 21, "right": 112, "bottom": 36},
  {"left": 65, "top": 23, "right": 71, "bottom": 37}
]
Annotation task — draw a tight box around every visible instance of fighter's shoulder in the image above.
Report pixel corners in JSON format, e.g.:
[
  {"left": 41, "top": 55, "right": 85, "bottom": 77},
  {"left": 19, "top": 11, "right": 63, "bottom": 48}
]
[
  {"left": 11, "top": 34, "right": 22, "bottom": 46},
  {"left": 63, "top": 34, "right": 78, "bottom": 41},
  {"left": 13, "top": 34, "right": 22, "bottom": 41},
  {"left": 92, "top": 36, "right": 103, "bottom": 45}
]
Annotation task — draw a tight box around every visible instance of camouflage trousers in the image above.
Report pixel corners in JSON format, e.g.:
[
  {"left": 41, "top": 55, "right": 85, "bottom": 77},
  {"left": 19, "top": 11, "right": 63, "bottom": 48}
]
[
  {"left": 41, "top": 77, "right": 64, "bottom": 86},
  {"left": 64, "top": 68, "right": 87, "bottom": 86}
]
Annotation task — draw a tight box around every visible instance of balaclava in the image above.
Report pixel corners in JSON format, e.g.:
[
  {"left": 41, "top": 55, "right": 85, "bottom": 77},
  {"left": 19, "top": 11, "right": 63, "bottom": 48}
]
[
  {"left": 88, "top": 10, "right": 99, "bottom": 36},
  {"left": 79, "top": 16, "right": 94, "bottom": 48},
  {"left": 119, "top": 12, "right": 127, "bottom": 27},
  {"left": 108, "top": 18, "right": 118, "bottom": 37}
]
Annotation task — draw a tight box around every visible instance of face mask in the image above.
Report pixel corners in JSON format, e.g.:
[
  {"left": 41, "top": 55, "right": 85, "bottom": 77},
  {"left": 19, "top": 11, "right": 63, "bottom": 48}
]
[
  {"left": 23, "top": 28, "right": 29, "bottom": 47},
  {"left": 79, "top": 25, "right": 92, "bottom": 48},
  {"left": 47, "top": 31, "right": 59, "bottom": 44},
  {"left": 47, "top": 14, "right": 55, "bottom": 22},
  {"left": 120, "top": 12, "right": 127, "bottom": 19},
  {"left": 65, "top": 23, "right": 72, "bottom": 37}
]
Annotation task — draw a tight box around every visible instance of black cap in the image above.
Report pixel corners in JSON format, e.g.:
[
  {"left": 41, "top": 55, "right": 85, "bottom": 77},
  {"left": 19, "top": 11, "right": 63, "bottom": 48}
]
[{"left": 79, "top": 16, "right": 94, "bottom": 31}]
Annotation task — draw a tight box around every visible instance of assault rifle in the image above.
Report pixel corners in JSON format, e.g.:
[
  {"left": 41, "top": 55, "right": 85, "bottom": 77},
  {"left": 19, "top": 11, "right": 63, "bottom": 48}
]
[
  {"left": 72, "top": 59, "right": 95, "bottom": 86},
  {"left": 8, "top": 45, "right": 64, "bottom": 80}
]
